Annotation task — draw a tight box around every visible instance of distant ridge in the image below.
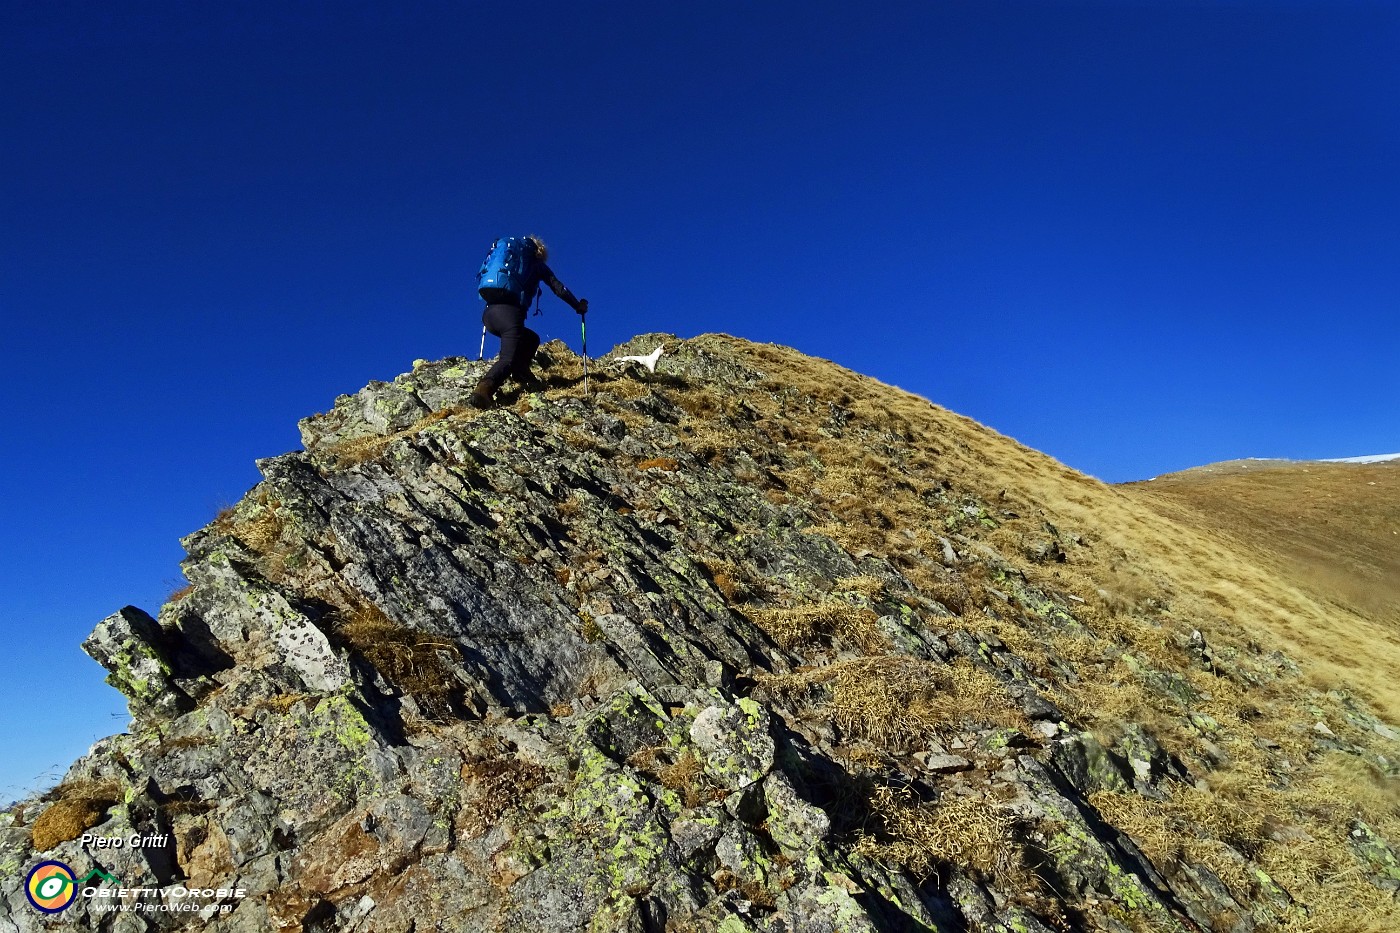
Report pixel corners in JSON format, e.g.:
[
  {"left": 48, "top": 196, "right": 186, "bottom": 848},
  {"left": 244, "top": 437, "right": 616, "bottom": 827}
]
[{"left": 1128, "top": 453, "right": 1400, "bottom": 626}]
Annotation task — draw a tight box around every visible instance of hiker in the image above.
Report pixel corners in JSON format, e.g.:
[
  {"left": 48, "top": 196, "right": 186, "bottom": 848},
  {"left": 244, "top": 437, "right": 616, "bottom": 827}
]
[{"left": 471, "top": 235, "right": 588, "bottom": 409}]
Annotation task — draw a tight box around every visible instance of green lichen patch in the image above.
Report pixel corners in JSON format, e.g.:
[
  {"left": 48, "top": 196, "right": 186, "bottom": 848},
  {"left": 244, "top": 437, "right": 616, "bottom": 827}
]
[{"left": 309, "top": 693, "right": 373, "bottom": 751}]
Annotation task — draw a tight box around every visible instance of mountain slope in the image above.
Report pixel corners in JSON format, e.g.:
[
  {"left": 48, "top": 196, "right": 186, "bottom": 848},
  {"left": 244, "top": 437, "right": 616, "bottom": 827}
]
[
  {"left": 1126, "top": 457, "right": 1400, "bottom": 644},
  {"left": 2, "top": 334, "right": 1398, "bottom": 933},
  {"left": 1125, "top": 456, "right": 1400, "bottom": 683}
]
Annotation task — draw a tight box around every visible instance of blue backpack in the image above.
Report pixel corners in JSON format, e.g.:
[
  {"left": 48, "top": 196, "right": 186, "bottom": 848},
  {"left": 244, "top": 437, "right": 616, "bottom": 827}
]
[{"left": 477, "top": 237, "right": 538, "bottom": 308}]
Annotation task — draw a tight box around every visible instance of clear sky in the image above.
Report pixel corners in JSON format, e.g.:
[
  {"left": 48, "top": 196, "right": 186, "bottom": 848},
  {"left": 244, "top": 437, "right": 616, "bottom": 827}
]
[{"left": 2, "top": 1, "right": 1396, "bottom": 798}]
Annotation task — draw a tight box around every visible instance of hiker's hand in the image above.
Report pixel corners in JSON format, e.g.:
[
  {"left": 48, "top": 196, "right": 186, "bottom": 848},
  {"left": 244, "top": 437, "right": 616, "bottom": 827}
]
[{"left": 577, "top": 299, "right": 589, "bottom": 315}]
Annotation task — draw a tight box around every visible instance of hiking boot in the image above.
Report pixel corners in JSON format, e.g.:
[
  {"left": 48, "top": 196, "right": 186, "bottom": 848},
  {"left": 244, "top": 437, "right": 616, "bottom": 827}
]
[
  {"left": 513, "top": 371, "right": 545, "bottom": 393},
  {"left": 469, "top": 377, "right": 499, "bottom": 409}
]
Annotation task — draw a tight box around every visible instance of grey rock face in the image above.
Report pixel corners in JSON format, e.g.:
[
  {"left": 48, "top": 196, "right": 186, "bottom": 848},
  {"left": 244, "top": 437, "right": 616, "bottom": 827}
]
[
  {"left": 82, "top": 607, "right": 193, "bottom": 718},
  {"left": 1050, "top": 730, "right": 1133, "bottom": 795},
  {"left": 4, "top": 334, "right": 1397, "bottom": 933},
  {"left": 690, "top": 700, "right": 776, "bottom": 790}
]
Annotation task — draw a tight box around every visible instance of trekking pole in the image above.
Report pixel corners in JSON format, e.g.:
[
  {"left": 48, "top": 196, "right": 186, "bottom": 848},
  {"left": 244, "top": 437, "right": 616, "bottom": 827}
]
[
  {"left": 580, "top": 311, "right": 589, "bottom": 395},
  {"left": 478, "top": 325, "right": 486, "bottom": 361}
]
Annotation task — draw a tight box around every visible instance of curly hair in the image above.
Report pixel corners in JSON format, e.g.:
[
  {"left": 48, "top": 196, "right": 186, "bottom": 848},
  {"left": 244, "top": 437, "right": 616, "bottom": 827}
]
[{"left": 526, "top": 235, "right": 548, "bottom": 261}]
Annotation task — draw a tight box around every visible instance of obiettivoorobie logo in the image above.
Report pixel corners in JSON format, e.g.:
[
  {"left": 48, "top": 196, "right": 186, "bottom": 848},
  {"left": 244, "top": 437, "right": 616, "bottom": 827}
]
[
  {"left": 22, "top": 858, "right": 246, "bottom": 916},
  {"left": 25, "top": 861, "right": 119, "bottom": 913}
]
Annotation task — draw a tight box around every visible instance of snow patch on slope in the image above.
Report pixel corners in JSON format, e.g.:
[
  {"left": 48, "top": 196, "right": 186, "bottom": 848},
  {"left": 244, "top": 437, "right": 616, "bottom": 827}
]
[{"left": 1320, "top": 453, "right": 1400, "bottom": 464}]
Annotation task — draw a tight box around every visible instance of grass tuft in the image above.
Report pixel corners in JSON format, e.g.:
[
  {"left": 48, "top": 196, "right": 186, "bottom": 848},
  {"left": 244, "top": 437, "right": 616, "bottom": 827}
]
[
  {"left": 748, "top": 601, "right": 883, "bottom": 652},
  {"left": 30, "top": 781, "right": 121, "bottom": 851},
  {"left": 336, "top": 602, "right": 463, "bottom": 721},
  {"left": 628, "top": 746, "right": 717, "bottom": 809},
  {"left": 765, "top": 656, "right": 1024, "bottom": 749},
  {"left": 854, "top": 783, "right": 1016, "bottom": 879}
]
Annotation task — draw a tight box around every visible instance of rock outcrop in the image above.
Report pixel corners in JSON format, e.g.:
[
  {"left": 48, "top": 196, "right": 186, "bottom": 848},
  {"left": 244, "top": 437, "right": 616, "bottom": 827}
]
[{"left": 3, "top": 334, "right": 1397, "bottom": 932}]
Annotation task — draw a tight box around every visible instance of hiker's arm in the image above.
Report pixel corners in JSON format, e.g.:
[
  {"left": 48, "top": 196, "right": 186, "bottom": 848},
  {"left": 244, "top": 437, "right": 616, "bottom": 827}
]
[{"left": 540, "top": 264, "right": 586, "bottom": 313}]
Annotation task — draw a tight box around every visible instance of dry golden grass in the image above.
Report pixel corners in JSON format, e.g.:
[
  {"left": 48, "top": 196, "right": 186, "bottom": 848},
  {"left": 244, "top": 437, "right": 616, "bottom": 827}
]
[
  {"left": 213, "top": 491, "right": 292, "bottom": 580},
  {"left": 747, "top": 601, "right": 883, "bottom": 652},
  {"left": 627, "top": 746, "right": 717, "bottom": 809},
  {"left": 711, "top": 869, "right": 779, "bottom": 910},
  {"left": 235, "top": 692, "right": 314, "bottom": 717},
  {"left": 1091, "top": 786, "right": 1263, "bottom": 881},
  {"left": 459, "top": 757, "right": 548, "bottom": 838},
  {"left": 335, "top": 602, "right": 461, "bottom": 720},
  {"left": 1128, "top": 459, "right": 1400, "bottom": 620},
  {"left": 30, "top": 780, "right": 121, "bottom": 851},
  {"left": 1084, "top": 697, "right": 1400, "bottom": 929},
  {"left": 699, "top": 559, "right": 753, "bottom": 604},
  {"left": 636, "top": 456, "right": 679, "bottom": 472},
  {"left": 234, "top": 500, "right": 284, "bottom": 554},
  {"left": 831, "top": 575, "right": 889, "bottom": 600},
  {"left": 1308, "top": 750, "right": 1400, "bottom": 824},
  {"left": 764, "top": 656, "right": 1024, "bottom": 749},
  {"left": 562, "top": 429, "right": 602, "bottom": 453},
  {"left": 1126, "top": 460, "right": 1400, "bottom": 723},
  {"left": 1093, "top": 753, "right": 1400, "bottom": 931},
  {"left": 854, "top": 783, "right": 1016, "bottom": 879},
  {"left": 682, "top": 337, "right": 1400, "bottom": 718},
  {"left": 712, "top": 572, "right": 744, "bottom": 603}
]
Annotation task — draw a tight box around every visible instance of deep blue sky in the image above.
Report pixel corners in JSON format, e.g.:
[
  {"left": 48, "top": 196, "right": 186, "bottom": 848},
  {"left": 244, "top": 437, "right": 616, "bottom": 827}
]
[{"left": 3, "top": 1, "right": 1397, "bottom": 797}]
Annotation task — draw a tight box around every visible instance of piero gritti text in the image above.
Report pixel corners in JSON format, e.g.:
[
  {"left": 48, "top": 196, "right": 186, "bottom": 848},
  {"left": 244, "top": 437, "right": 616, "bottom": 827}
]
[{"left": 80, "top": 832, "right": 171, "bottom": 849}]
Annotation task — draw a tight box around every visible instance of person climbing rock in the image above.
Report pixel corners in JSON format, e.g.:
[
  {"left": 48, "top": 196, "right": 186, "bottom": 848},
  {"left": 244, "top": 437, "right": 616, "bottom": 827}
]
[{"left": 471, "top": 235, "right": 588, "bottom": 409}]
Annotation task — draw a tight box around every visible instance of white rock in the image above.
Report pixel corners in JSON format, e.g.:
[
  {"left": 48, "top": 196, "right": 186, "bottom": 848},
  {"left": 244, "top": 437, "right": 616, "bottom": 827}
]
[{"left": 918, "top": 753, "right": 973, "bottom": 773}]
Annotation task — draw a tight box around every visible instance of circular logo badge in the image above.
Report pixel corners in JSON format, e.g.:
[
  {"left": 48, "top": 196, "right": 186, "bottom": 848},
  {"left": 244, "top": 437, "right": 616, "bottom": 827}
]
[{"left": 26, "top": 861, "right": 78, "bottom": 913}]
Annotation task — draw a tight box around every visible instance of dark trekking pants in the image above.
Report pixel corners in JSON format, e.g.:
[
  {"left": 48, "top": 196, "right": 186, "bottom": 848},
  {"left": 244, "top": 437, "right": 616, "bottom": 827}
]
[{"left": 482, "top": 303, "right": 540, "bottom": 384}]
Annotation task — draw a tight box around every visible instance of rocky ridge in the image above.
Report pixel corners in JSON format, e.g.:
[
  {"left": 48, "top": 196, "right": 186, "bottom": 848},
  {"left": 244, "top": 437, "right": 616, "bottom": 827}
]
[{"left": 2, "top": 334, "right": 1398, "bottom": 932}]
